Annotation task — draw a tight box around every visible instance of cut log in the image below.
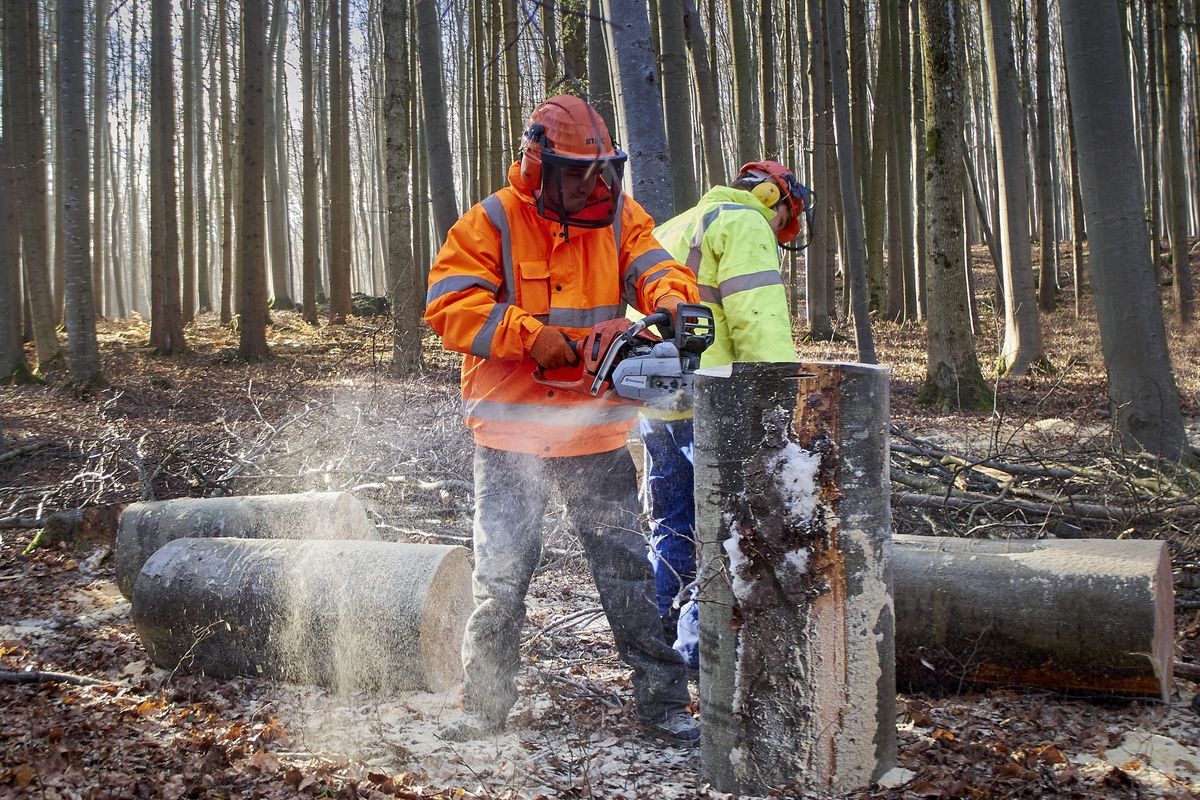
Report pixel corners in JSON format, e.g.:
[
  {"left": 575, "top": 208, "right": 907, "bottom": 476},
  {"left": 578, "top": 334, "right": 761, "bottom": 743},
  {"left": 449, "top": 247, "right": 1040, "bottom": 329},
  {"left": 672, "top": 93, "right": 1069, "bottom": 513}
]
[
  {"left": 694, "top": 361, "right": 895, "bottom": 795},
  {"left": 893, "top": 534, "right": 1174, "bottom": 700},
  {"left": 132, "top": 538, "right": 471, "bottom": 693},
  {"left": 115, "top": 492, "right": 378, "bottom": 598}
]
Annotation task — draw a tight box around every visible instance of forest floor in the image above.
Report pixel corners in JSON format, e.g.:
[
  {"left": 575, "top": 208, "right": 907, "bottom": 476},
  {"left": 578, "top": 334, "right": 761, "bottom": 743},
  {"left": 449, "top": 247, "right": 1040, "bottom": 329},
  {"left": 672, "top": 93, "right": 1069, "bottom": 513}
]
[{"left": 2, "top": 258, "right": 1200, "bottom": 799}]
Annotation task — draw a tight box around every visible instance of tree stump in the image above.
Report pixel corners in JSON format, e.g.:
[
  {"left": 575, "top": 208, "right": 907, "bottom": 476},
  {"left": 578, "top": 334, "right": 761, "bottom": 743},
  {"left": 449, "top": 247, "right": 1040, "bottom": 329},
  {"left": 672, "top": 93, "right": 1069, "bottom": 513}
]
[
  {"left": 694, "top": 361, "right": 895, "bottom": 794},
  {"left": 115, "top": 492, "right": 377, "bottom": 598},
  {"left": 132, "top": 538, "right": 471, "bottom": 693},
  {"left": 893, "top": 534, "right": 1174, "bottom": 699}
]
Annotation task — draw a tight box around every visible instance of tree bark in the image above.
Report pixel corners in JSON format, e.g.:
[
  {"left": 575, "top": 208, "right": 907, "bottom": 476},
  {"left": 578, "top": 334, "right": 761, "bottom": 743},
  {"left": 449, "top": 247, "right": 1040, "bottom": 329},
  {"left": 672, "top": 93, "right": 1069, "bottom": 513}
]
[
  {"left": 694, "top": 362, "right": 895, "bottom": 794},
  {"left": 1160, "top": 0, "right": 1194, "bottom": 324},
  {"left": 327, "top": 0, "right": 352, "bottom": 322},
  {"left": 918, "top": 0, "right": 990, "bottom": 411},
  {"left": 6, "top": 0, "right": 62, "bottom": 368},
  {"left": 264, "top": 0, "right": 293, "bottom": 310},
  {"left": 659, "top": 0, "right": 697, "bottom": 210},
  {"left": 805, "top": 0, "right": 832, "bottom": 339},
  {"left": 982, "top": 0, "right": 1044, "bottom": 374},
  {"left": 238, "top": 0, "right": 269, "bottom": 359},
  {"left": 132, "top": 538, "right": 471, "bottom": 694},
  {"left": 893, "top": 535, "right": 1173, "bottom": 700},
  {"left": 728, "top": 0, "right": 760, "bottom": 163},
  {"left": 181, "top": 0, "right": 196, "bottom": 324},
  {"left": 60, "top": 0, "right": 101, "bottom": 385},
  {"left": 195, "top": 0, "right": 211, "bottom": 314},
  {"left": 1060, "top": 0, "right": 1188, "bottom": 461},
  {"left": 384, "top": 0, "right": 418, "bottom": 373},
  {"left": 300, "top": 0, "right": 319, "bottom": 324},
  {"left": 219, "top": 0, "right": 234, "bottom": 324},
  {"left": 149, "top": 0, "right": 186, "bottom": 354},
  {"left": 587, "top": 0, "right": 616, "bottom": 133},
  {"left": 680, "top": 0, "right": 725, "bottom": 185},
  {"left": 605, "top": 0, "right": 675, "bottom": 222},
  {"left": 115, "top": 491, "right": 378, "bottom": 599},
  {"left": 93, "top": 0, "right": 110, "bottom": 319},
  {"left": 414, "top": 0, "right": 459, "bottom": 244},
  {"left": 824, "top": 0, "right": 877, "bottom": 364},
  {"left": 1033, "top": 0, "right": 1056, "bottom": 313},
  {"left": 0, "top": 29, "right": 32, "bottom": 381}
]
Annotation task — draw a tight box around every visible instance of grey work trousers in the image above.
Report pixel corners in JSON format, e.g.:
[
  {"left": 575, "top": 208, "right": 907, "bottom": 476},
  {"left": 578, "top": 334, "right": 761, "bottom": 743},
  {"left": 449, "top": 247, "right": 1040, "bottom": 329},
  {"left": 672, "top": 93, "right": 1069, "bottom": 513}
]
[{"left": 462, "top": 444, "right": 691, "bottom": 725}]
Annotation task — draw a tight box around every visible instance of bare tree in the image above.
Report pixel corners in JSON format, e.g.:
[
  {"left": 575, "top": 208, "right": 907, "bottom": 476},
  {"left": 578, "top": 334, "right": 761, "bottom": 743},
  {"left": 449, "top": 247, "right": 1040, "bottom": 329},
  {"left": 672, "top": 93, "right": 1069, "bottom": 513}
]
[
  {"left": 414, "top": 0, "right": 459, "bottom": 242},
  {"left": 60, "top": 0, "right": 101, "bottom": 384},
  {"left": 219, "top": 0, "right": 234, "bottom": 324},
  {"left": 149, "top": 0, "right": 185, "bottom": 354},
  {"left": 1060, "top": 0, "right": 1189, "bottom": 460},
  {"left": 384, "top": 0, "right": 419, "bottom": 373},
  {"left": 659, "top": 0, "right": 698, "bottom": 209},
  {"left": 0, "top": 84, "right": 32, "bottom": 381},
  {"left": 239, "top": 0, "right": 269, "bottom": 358},
  {"left": 93, "top": 0, "right": 110, "bottom": 319},
  {"left": 606, "top": 0, "right": 675, "bottom": 221},
  {"left": 1160, "top": 0, "right": 1194, "bottom": 324},
  {"left": 300, "top": 0, "right": 319, "bottom": 325},
  {"left": 6, "top": 0, "right": 61, "bottom": 368},
  {"left": 917, "top": 0, "right": 989, "bottom": 410},
  {"left": 982, "top": 0, "right": 1044, "bottom": 374},
  {"left": 1033, "top": 0, "right": 1056, "bottom": 313},
  {"left": 681, "top": 0, "right": 725, "bottom": 185},
  {"left": 328, "top": 0, "right": 352, "bottom": 322}
]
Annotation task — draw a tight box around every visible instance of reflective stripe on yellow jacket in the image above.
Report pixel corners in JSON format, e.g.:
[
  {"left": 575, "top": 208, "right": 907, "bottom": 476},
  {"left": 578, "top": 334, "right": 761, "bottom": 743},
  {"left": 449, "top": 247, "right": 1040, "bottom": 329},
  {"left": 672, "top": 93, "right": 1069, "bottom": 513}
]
[
  {"left": 424, "top": 162, "right": 699, "bottom": 457},
  {"left": 641, "top": 186, "right": 798, "bottom": 421}
]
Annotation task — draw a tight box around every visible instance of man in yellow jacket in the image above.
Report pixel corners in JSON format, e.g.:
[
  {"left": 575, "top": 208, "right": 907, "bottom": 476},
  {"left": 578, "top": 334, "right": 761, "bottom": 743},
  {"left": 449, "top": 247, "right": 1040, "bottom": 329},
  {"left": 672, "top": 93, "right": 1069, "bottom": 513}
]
[
  {"left": 641, "top": 161, "right": 814, "bottom": 667},
  {"left": 425, "top": 95, "right": 701, "bottom": 744}
]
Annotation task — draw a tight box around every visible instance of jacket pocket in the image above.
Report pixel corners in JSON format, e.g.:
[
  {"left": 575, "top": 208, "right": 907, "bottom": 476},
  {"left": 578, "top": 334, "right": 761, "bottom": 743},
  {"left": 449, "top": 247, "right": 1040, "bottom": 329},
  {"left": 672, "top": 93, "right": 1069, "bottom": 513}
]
[{"left": 517, "top": 259, "right": 551, "bottom": 316}]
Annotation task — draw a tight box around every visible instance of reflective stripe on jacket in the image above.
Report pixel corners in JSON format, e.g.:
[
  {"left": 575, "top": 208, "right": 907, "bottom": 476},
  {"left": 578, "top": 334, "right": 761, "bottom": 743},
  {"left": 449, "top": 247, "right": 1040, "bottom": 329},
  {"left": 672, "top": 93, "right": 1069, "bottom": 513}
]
[
  {"left": 653, "top": 186, "right": 798, "bottom": 368},
  {"left": 424, "top": 161, "right": 699, "bottom": 457}
]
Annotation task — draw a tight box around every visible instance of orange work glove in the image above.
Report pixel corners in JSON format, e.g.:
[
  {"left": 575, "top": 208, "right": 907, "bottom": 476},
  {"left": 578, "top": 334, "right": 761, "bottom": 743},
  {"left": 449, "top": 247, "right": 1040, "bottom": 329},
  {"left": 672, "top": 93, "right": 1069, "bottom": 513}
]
[
  {"left": 655, "top": 295, "right": 685, "bottom": 318},
  {"left": 529, "top": 327, "right": 579, "bottom": 370}
]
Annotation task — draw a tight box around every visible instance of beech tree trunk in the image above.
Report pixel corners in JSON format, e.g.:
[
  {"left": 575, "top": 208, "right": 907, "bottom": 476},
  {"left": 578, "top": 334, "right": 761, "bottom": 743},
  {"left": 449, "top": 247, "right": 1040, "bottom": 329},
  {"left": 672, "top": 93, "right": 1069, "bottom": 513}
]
[
  {"left": 384, "top": 0, "right": 418, "bottom": 373},
  {"left": 1060, "top": 0, "right": 1189, "bottom": 461},
  {"left": 606, "top": 0, "right": 675, "bottom": 222},
  {"left": 414, "top": 0, "right": 458, "bottom": 244},
  {"left": 59, "top": 0, "right": 100, "bottom": 385},
  {"left": 115, "top": 491, "right": 378, "bottom": 599},
  {"left": 132, "top": 538, "right": 472, "bottom": 694},
  {"left": 893, "top": 535, "right": 1174, "bottom": 700},
  {"left": 149, "top": 0, "right": 186, "bottom": 355},
  {"left": 681, "top": 0, "right": 725, "bottom": 185},
  {"left": 659, "top": 0, "right": 697, "bottom": 210},
  {"left": 1160, "top": 0, "right": 1194, "bottom": 324},
  {"left": 695, "top": 361, "right": 895, "bottom": 794},
  {"left": 239, "top": 0, "right": 269, "bottom": 359},
  {"left": 805, "top": 0, "right": 832, "bottom": 339},
  {"left": 300, "top": 0, "right": 319, "bottom": 325}
]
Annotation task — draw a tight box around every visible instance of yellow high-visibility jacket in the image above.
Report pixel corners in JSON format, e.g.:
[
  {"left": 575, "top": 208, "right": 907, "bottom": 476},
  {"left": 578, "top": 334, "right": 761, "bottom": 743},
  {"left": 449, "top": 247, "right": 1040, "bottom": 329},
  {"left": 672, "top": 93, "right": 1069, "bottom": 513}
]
[{"left": 643, "top": 186, "right": 798, "bottom": 420}]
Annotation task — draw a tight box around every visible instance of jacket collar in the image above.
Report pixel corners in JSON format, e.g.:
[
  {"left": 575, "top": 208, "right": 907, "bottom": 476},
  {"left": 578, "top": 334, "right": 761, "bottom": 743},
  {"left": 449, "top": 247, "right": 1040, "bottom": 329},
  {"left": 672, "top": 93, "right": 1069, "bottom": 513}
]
[{"left": 699, "top": 185, "right": 778, "bottom": 222}]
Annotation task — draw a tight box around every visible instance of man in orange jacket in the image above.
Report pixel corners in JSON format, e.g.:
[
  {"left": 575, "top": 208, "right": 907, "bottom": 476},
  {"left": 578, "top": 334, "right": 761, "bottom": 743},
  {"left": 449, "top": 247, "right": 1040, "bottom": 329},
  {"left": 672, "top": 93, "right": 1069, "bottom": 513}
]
[{"left": 425, "top": 95, "right": 701, "bottom": 744}]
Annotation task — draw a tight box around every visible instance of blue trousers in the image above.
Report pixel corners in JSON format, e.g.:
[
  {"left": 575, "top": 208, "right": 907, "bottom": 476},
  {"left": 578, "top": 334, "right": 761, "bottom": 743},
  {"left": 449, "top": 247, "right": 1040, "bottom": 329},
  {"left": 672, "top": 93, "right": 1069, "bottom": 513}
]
[{"left": 637, "top": 416, "right": 699, "bottom": 668}]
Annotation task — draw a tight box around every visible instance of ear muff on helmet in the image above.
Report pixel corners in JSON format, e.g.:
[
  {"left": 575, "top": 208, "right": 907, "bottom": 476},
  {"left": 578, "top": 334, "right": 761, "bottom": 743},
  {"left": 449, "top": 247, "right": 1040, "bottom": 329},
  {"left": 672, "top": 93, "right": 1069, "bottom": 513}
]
[{"left": 750, "top": 180, "right": 782, "bottom": 209}]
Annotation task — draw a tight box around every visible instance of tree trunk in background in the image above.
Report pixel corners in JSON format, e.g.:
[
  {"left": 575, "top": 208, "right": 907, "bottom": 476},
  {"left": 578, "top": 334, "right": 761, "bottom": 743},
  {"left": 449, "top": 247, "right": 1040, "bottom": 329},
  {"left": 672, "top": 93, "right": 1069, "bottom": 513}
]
[
  {"left": 728, "top": 0, "right": 760, "bottom": 163},
  {"left": 918, "top": 0, "right": 990, "bottom": 411},
  {"left": 1143, "top": 0, "right": 1162, "bottom": 278},
  {"left": 239, "top": 0, "right": 269, "bottom": 359},
  {"left": 219, "top": 0, "right": 234, "bottom": 323},
  {"left": 501, "top": 0, "right": 523, "bottom": 146},
  {"left": 1034, "top": 0, "right": 1055, "bottom": 313},
  {"left": 59, "top": 0, "right": 101, "bottom": 384},
  {"left": 149, "top": 0, "right": 185, "bottom": 354},
  {"left": 181, "top": 0, "right": 196, "bottom": 324},
  {"left": 864, "top": 0, "right": 892, "bottom": 314},
  {"left": 681, "top": 0, "right": 725, "bottom": 186},
  {"left": 910, "top": 1, "right": 927, "bottom": 318},
  {"left": 327, "top": 0, "right": 352, "bottom": 322},
  {"left": 1065, "top": 74, "right": 1086, "bottom": 319},
  {"left": 659, "top": 0, "right": 697, "bottom": 210},
  {"left": 414, "top": 0, "right": 459, "bottom": 244},
  {"left": 587, "top": 0, "right": 616, "bottom": 133},
  {"left": 561, "top": 1, "right": 587, "bottom": 85},
  {"left": 982, "top": 0, "right": 1044, "bottom": 375},
  {"left": 195, "top": 0, "right": 210, "bottom": 313},
  {"left": 824, "top": 0, "right": 876, "bottom": 364},
  {"left": 0, "top": 55, "right": 32, "bottom": 380},
  {"left": 265, "top": 0, "right": 293, "bottom": 309},
  {"left": 542, "top": 0, "right": 558, "bottom": 91},
  {"left": 93, "top": 0, "right": 109, "bottom": 319},
  {"left": 384, "top": 0, "right": 419, "bottom": 374},
  {"left": 7, "top": 0, "right": 61, "bottom": 368},
  {"left": 300, "top": 0, "right": 319, "bottom": 325},
  {"left": 759, "top": 0, "right": 778, "bottom": 160},
  {"left": 848, "top": 0, "right": 870, "bottom": 201},
  {"left": 488, "top": 0, "right": 506, "bottom": 189},
  {"left": 805, "top": 0, "right": 832, "bottom": 339},
  {"left": 1160, "top": 0, "right": 1194, "bottom": 325},
  {"left": 1060, "top": 0, "right": 1188, "bottom": 460},
  {"left": 606, "top": 0, "right": 674, "bottom": 222},
  {"left": 128, "top": 0, "right": 147, "bottom": 317},
  {"left": 51, "top": 1, "right": 66, "bottom": 323}
]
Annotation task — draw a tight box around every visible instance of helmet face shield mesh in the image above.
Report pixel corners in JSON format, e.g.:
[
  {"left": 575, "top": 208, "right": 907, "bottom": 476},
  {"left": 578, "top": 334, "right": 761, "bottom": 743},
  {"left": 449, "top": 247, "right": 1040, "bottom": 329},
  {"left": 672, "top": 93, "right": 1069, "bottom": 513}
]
[{"left": 536, "top": 149, "right": 628, "bottom": 229}]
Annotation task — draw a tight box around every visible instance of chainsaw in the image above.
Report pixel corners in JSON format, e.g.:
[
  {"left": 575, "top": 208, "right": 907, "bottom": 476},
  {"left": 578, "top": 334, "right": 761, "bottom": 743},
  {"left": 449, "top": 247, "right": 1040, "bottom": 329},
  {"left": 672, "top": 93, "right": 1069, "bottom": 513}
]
[{"left": 533, "top": 304, "right": 716, "bottom": 406}]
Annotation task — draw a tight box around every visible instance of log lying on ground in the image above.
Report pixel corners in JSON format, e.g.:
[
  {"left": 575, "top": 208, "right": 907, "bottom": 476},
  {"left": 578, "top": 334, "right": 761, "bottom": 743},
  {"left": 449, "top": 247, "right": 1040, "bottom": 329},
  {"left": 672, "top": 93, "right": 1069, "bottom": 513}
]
[
  {"left": 894, "top": 534, "right": 1174, "bottom": 700},
  {"left": 132, "top": 538, "right": 471, "bottom": 693},
  {"left": 116, "top": 492, "right": 377, "bottom": 598}
]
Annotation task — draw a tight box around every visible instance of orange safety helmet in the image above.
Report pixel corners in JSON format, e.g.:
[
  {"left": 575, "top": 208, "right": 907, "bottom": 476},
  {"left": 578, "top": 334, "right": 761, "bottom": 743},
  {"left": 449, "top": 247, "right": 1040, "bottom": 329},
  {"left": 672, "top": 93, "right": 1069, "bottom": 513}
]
[
  {"left": 520, "top": 95, "right": 628, "bottom": 229},
  {"left": 737, "top": 160, "right": 815, "bottom": 248}
]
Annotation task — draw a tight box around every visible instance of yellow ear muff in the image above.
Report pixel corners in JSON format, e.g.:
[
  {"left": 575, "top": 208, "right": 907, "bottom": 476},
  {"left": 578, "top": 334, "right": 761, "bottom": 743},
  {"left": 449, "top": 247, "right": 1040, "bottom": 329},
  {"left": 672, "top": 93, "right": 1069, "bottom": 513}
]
[{"left": 751, "top": 180, "right": 781, "bottom": 208}]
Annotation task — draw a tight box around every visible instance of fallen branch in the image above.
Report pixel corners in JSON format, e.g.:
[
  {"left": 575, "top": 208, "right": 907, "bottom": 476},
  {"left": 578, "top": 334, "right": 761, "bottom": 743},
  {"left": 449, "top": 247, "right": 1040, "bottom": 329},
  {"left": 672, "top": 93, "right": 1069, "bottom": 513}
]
[
  {"left": 0, "top": 669, "right": 108, "bottom": 687},
  {"left": 0, "top": 516, "right": 48, "bottom": 529},
  {"left": 1174, "top": 662, "right": 1200, "bottom": 682},
  {"left": 0, "top": 440, "right": 50, "bottom": 465}
]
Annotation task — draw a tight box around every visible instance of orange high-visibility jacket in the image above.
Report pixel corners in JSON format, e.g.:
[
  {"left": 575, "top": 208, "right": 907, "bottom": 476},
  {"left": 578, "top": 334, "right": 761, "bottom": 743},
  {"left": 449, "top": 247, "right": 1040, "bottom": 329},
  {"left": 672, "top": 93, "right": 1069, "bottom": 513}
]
[{"left": 425, "top": 163, "right": 699, "bottom": 457}]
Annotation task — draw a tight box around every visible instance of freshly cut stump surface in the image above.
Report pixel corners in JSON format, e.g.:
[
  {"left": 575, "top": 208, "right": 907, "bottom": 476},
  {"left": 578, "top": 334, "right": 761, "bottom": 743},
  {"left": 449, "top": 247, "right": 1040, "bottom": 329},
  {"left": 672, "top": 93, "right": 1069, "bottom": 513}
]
[
  {"left": 115, "top": 492, "right": 378, "bottom": 598},
  {"left": 132, "top": 538, "right": 471, "bottom": 693},
  {"left": 893, "top": 534, "right": 1174, "bottom": 699}
]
